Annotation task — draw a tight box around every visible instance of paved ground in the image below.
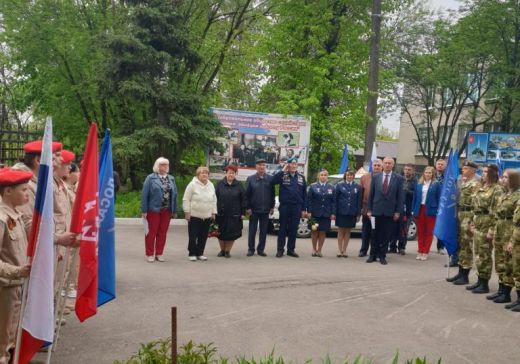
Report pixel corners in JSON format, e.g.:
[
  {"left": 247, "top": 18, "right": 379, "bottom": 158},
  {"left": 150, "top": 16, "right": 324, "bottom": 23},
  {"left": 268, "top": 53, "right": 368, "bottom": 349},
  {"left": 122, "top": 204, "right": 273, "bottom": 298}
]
[{"left": 40, "top": 223, "right": 519, "bottom": 364}]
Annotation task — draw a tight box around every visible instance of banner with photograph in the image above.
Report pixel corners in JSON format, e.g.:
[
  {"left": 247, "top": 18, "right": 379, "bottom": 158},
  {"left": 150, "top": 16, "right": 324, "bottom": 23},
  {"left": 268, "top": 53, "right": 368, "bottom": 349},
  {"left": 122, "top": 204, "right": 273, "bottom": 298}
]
[
  {"left": 467, "top": 132, "right": 520, "bottom": 170},
  {"left": 209, "top": 108, "right": 311, "bottom": 180}
]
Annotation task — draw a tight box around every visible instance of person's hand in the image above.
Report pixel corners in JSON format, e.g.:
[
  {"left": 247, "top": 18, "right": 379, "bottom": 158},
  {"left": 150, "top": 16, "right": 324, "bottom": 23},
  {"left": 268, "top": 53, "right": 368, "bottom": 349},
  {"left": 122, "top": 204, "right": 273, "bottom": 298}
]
[
  {"left": 331, "top": 214, "right": 336, "bottom": 221},
  {"left": 283, "top": 163, "right": 288, "bottom": 172},
  {"left": 19, "top": 264, "right": 31, "bottom": 278},
  {"left": 306, "top": 212, "right": 311, "bottom": 219},
  {"left": 142, "top": 213, "right": 147, "bottom": 218},
  {"left": 367, "top": 211, "right": 372, "bottom": 219},
  {"left": 211, "top": 213, "right": 216, "bottom": 221},
  {"left": 393, "top": 213, "right": 400, "bottom": 221},
  {"left": 185, "top": 212, "right": 191, "bottom": 222},
  {"left": 356, "top": 215, "right": 361, "bottom": 222},
  {"left": 240, "top": 215, "right": 244, "bottom": 220},
  {"left": 269, "top": 208, "right": 274, "bottom": 215},
  {"left": 469, "top": 223, "right": 475, "bottom": 233},
  {"left": 56, "top": 232, "right": 78, "bottom": 247},
  {"left": 171, "top": 213, "right": 177, "bottom": 219},
  {"left": 246, "top": 209, "right": 252, "bottom": 216},
  {"left": 301, "top": 211, "right": 307, "bottom": 219},
  {"left": 506, "top": 242, "right": 513, "bottom": 253},
  {"left": 486, "top": 232, "right": 493, "bottom": 241}
]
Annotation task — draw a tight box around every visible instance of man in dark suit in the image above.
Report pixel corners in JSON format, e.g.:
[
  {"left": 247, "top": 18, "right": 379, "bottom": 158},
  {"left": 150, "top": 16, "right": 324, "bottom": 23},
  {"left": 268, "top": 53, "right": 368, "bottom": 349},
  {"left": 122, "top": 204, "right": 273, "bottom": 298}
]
[{"left": 367, "top": 157, "right": 404, "bottom": 265}]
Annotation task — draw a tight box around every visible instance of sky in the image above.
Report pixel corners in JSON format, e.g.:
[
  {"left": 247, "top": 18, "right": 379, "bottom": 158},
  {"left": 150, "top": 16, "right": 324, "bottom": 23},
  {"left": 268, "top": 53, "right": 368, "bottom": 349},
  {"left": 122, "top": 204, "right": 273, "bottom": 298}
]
[{"left": 381, "top": 0, "right": 461, "bottom": 134}]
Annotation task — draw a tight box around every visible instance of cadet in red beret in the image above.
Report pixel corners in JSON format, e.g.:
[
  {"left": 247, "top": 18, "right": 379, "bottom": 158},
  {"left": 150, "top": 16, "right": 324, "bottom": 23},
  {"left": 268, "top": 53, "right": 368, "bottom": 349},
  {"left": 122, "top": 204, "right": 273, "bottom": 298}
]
[
  {"left": 0, "top": 168, "right": 32, "bottom": 363},
  {"left": 23, "top": 140, "right": 62, "bottom": 154}
]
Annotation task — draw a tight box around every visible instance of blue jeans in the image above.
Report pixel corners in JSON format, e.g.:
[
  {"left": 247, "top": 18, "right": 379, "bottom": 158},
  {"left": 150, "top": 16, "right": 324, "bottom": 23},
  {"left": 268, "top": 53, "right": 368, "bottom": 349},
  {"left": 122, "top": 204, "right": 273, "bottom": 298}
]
[{"left": 248, "top": 212, "right": 269, "bottom": 253}]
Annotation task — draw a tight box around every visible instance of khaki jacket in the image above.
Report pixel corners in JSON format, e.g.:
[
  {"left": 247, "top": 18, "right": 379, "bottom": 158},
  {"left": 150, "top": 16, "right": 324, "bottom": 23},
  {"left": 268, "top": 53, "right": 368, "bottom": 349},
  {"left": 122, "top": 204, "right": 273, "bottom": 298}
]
[
  {"left": 54, "top": 178, "right": 73, "bottom": 234},
  {"left": 0, "top": 203, "right": 27, "bottom": 286}
]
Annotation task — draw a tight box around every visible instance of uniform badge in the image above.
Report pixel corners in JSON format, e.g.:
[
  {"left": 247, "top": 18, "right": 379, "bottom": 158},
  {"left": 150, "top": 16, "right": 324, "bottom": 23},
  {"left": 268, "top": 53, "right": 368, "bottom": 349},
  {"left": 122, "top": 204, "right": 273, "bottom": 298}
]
[
  {"left": 316, "top": 188, "right": 320, "bottom": 193},
  {"left": 354, "top": 188, "right": 357, "bottom": 193},
  {"left": 7, "top": 217, "right": 16, "bottom": 231}
]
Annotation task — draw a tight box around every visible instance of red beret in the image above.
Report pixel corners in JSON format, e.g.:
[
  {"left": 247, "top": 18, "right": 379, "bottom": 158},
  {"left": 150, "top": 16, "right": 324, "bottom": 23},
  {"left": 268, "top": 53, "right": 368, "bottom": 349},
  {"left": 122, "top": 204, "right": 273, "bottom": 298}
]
[
  {"left": 0, "top": 168, "right": 33, "bottom": 186},
  {"left": 24, "top": 140, "right": 63, "bottom": 154},
  {"left": 61, "top": 150, "right": 76, "bottom": 164}
]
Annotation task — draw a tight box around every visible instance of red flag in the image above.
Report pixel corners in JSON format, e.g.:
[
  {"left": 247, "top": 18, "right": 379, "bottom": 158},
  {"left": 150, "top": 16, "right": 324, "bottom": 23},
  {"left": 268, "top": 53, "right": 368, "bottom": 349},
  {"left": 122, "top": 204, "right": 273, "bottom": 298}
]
[{"left": 71, "top": 123, "right": 99, "bottom": 322}]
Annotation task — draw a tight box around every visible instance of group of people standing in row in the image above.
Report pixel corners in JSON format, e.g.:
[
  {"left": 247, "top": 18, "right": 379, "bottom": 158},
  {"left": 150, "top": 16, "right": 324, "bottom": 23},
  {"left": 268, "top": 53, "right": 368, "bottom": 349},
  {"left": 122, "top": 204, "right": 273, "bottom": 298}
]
[
  {"left": 0, "top": 141, "right": 82, "bottom": 363},
  {"left": 141, "top": 155, "right": 448, "bottom": 266},
  {"left": 445, "top": 162, "right": 520, "bottom": 313}
]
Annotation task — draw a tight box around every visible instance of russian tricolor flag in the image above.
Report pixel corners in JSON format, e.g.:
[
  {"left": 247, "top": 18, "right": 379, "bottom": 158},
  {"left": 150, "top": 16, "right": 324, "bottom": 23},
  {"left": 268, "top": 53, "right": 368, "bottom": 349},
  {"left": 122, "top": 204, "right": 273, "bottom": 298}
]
[{"left": 15, "top": 118, "right": 55, "bottom": 364}]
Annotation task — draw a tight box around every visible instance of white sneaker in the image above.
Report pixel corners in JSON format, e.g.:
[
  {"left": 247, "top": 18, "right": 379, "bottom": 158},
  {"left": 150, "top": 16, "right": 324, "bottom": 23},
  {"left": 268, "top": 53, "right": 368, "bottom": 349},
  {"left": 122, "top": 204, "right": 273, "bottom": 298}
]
[
  {"left": 189, "top": 256, "right": 197, "bottom": 261},
  {"left": 197, "top": 256, "right": 208, "bottom": 261},
  {"left": 416, "top": 254, "right": 422, "bottom": 260},
  {"left": 67, "top": 289, "right": 77, "bottom": 299},
  {"left": 146, "top": 256, "right": 155, "bottom": 263},
  {"left": 156, "top": 255, "right": 165, "bottom": 262}
]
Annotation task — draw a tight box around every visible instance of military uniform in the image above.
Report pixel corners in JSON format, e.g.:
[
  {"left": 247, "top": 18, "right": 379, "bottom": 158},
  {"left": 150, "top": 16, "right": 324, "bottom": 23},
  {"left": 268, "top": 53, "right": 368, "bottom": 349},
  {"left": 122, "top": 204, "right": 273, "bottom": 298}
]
[
  {"left": 307, "top": 182, "right": 335, "bottom": 231},
  {"left": 272, "top": 169, "right": 306, "bottom": 256},
  {"left": 469, "top": 183, "right": 503, "bottom": 293},
  {"left": 507, "top": 203, "right": 520, "bottom": 311},
  {"left": 488, "top": 189, "right": 520, "bottom": 302},
  {"left": 457, "top": 178, "right": 480, "bottom": 269},
  {"left": 0, "top": 203, "right": 27, "bottom": 364}
]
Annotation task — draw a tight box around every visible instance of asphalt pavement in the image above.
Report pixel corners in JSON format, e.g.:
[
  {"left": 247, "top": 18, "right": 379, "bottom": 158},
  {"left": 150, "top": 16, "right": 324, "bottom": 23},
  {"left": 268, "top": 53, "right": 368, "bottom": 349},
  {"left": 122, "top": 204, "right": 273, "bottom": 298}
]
[{"left": 40, "top": 222, "right": 520, "bottom": 364}]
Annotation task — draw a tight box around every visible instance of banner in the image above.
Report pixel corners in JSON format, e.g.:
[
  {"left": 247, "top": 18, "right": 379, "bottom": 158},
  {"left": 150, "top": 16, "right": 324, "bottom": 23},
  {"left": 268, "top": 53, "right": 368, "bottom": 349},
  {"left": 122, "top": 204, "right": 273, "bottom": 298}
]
[
  {"left": 98, "top": 130, "right": 116, "bottom": 307},
  {"left": 434, "top": 149, "right": 459, "bottom": 256},
  {"left": 209, "top": 108, "right": 311, "bottom": 179},
  {"left": 71, "top": 123, "right": 99, "bottom": 322},
  {"left": 17, "top": 118, "right": 55, "bottom": 364}
]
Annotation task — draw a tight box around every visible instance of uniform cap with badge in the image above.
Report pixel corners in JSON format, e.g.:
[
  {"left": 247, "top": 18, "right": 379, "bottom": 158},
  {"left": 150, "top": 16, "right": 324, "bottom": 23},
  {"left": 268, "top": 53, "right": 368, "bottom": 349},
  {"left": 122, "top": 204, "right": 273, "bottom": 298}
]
[{"left": 462, "top": 160, "right": 478, "bottom": 169}]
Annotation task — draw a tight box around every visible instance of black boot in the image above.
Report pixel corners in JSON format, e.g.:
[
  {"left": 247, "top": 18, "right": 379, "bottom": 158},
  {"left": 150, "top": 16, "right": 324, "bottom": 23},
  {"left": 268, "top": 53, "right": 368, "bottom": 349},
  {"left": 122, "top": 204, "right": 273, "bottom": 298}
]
[
  {"left": 486, "top": 283, "right": 504, "bottom": 300},
  {"left": 446, "top": 266, "right": 462, "bottom": 282},
  {"left": 453, "top": 268, "right": 470, "bottom": 285},
  {"left": 494, "top": 285, "right": 512, "bottom": 303},
  {"left": 505, "top": 290, "right": 520, "bottom": 309},
  {"left": 466, "top": 277, "right": 480, "bottom": 290},
  {"left": 472, "top": 278, "right": 490, "bottom": 294}
]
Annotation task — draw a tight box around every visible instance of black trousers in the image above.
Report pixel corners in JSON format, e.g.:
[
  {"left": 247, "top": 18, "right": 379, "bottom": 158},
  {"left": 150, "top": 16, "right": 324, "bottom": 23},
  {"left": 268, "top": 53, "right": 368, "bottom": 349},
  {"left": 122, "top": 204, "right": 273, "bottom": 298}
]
[
  {"left": 188, "top": 217, "right": 211, "bottom": 256},
  {"left": 372, "top": 216, "right": 395, "bottom": 259},
  {"left": 248, "top": 212, "right": 269, "bottom": 253},
  {"left": 360, "top": 215, "right": 373, "bottom": 254},
  {"left": 389, "top": 214, "right": 408, "bottom": 251}
]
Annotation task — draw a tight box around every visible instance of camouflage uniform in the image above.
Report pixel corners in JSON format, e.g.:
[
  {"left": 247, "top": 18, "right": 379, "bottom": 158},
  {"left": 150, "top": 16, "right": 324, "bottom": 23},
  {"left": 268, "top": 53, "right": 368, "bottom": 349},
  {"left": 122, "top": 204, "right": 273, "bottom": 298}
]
[
  {"left": 492, "top": 190, "right": 520, "bottom": 287},
  {"left": 512, "top": 203, "right": 520, "bottom": 291},
  {"left": 457, "top": 178, "right": 480, "bottom": 269},
  {"left": 473, "top": 184, "right": 503, "bottom": 280}
]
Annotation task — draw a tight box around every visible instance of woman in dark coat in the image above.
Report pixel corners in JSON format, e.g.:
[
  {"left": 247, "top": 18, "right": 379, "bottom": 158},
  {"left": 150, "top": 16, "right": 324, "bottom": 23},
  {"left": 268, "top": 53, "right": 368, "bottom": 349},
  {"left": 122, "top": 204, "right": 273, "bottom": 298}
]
[{"left": 215, "top": 164, "right": 246, "bottom": 258}]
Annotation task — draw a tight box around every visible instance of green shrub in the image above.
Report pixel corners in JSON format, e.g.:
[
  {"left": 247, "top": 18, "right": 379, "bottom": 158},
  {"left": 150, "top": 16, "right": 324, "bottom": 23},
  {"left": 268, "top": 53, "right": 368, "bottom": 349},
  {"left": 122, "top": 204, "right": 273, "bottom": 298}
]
[{"left": 114, "top": 340, "right": 442, "bottom": 364}]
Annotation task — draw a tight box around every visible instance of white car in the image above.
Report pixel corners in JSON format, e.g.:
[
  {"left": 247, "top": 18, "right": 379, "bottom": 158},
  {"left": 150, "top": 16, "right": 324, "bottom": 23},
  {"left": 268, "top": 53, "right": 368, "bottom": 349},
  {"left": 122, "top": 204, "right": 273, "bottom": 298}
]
[{"left": 268, "top": 174, "right": 417, "bottom": 240}]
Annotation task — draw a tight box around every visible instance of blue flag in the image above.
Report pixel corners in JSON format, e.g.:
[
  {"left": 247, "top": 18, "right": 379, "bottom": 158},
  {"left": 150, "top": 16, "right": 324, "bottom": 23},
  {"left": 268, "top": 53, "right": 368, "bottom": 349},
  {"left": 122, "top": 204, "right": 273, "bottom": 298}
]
[
  {"left": 97, "top": 130, "right": 116, "bottom": 307},
  {"left": 434, "top": 149, "right": 459, "bottom": 256},
  {"left": 339, "top": 145, "right": 349, "bottom": 174},
  {"left": 368, "top": 142, "right": 377, "bottom": 173}
]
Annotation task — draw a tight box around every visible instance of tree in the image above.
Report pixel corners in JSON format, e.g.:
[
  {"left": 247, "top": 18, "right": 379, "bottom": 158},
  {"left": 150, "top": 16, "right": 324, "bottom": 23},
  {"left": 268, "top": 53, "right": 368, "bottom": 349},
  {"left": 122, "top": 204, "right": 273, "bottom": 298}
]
[
  {"left": 255, "top": 0, "right": 375, "bottom": 174},
  {"left": 388, "top": 4, "right": 498, "bottom": 164}
]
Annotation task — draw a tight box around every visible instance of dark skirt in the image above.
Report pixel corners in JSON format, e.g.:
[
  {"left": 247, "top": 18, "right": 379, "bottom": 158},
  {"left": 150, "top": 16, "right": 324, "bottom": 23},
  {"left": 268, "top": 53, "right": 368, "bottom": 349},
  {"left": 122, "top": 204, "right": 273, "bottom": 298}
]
[
  {"left": 335, "top": 214, "right": 357, "bottom": 228},
  {"left": 312, "top": 216, "right": 331, "bottom": 232},
  {"left": 216, "top": 214, "right": 243, "bottom": 241}
]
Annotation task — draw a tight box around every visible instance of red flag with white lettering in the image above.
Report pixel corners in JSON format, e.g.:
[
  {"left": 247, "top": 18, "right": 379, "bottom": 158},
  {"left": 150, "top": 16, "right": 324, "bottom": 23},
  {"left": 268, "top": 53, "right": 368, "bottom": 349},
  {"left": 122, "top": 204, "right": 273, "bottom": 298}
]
[{"left": 70, "top": 123, "right": 99, "bottom": 322}]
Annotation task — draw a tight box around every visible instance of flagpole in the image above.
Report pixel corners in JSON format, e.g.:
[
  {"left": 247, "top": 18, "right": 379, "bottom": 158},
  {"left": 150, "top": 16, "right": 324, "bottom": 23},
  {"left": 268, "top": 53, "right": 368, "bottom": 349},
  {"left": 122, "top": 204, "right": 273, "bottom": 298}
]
[
  {"left": 45, "top": 247, "right": 71, "bottom": 364},
  {"left": 13, "top": 274, "right": 30, "bottom": 364},
  {"left": 51, "top": 248, "right": 78, "bottom": 356}
]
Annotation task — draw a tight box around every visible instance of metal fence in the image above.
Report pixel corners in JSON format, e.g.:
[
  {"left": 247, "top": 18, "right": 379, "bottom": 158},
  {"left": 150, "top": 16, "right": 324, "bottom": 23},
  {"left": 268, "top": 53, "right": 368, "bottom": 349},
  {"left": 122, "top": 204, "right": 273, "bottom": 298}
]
[{"left": 0, "top": 123, "right": 41, "bottom": 167}]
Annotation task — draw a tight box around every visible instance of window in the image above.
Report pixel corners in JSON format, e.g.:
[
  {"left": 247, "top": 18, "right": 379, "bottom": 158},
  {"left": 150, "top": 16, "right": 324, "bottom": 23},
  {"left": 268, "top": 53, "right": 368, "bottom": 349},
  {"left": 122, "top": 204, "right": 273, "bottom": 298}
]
[
  {"left": 417, "top": 127, "right": 429, "bottom": 153},
  {"left": 466, "top": 73, "right": 481, "bottom": 103},
  {"left": 457, "top": 124, "right": 472, "bottom": 149},
  {"left": 442, "top": 88, "right": 455, "bottom": 107},
  {"left": 425, "top": 87, "right": 435, "bottom": 108}
]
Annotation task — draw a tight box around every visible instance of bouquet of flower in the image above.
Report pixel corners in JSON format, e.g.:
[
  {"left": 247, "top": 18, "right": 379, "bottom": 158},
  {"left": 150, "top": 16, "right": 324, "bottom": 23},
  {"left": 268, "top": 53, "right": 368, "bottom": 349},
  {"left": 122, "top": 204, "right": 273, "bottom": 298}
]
[
  {"left": 208, "top": 222, "right": 220, "bottom": 238},
  {"left": 308, "top": 217, "right": 319, "bottom": 231}
]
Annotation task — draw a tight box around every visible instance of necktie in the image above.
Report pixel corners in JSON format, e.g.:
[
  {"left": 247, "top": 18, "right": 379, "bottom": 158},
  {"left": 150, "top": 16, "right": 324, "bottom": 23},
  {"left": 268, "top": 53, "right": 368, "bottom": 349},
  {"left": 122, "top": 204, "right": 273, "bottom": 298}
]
[{"left": 383, "top": 174, "right": 389, "bottom": 193}]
